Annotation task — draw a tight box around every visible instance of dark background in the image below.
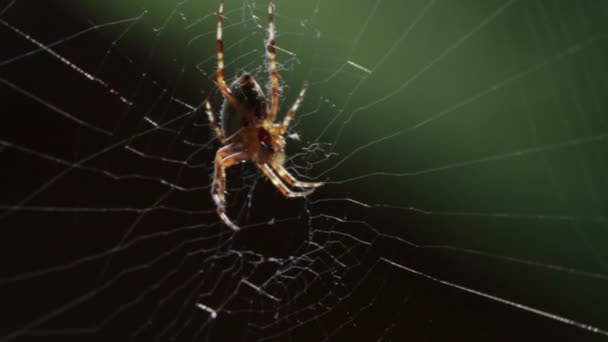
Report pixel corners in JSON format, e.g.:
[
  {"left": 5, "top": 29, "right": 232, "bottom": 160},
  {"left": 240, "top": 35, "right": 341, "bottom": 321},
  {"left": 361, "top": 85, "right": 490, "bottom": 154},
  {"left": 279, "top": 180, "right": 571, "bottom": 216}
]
[{"left": 1, "top": 0, "right": 608, "bottom": 341}]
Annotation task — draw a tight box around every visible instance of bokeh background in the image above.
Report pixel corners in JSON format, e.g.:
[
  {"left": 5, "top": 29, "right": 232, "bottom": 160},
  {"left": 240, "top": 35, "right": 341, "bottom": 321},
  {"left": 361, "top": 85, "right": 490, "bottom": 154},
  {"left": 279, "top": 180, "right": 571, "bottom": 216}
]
[{"left": 1, "top": 0, "right": 607, "bottom": 341}]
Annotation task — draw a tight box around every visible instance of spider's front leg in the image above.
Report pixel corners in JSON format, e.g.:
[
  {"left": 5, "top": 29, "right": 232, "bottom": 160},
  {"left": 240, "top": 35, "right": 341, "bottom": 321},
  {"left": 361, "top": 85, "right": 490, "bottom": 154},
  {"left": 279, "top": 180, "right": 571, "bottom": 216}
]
[
  {"left": 270, "top": 162, "right": 324, "bottom": 189},
  {"left": 212, "top": 145, "right": 248, "bottom": 231},
  {"left": 257, "top": 163, "right": 316, "bottom": 198}
]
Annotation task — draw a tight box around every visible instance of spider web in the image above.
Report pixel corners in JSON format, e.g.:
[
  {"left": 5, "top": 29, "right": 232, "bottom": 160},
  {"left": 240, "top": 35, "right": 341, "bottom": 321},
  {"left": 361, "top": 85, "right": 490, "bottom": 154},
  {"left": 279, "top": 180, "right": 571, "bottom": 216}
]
[{"left": 1, "top": 0, "right": 608, "bottom": 341}]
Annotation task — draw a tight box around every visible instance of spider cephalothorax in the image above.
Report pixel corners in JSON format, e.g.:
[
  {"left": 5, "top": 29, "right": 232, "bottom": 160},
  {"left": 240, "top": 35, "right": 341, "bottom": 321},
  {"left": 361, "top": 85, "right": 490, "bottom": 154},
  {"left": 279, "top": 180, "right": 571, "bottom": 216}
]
[
  {"left": 205, "top": 1, "right": 323, "bottom": 230},
  {"left": 222, "top": 73, "right": 286, "bottom": 164}
]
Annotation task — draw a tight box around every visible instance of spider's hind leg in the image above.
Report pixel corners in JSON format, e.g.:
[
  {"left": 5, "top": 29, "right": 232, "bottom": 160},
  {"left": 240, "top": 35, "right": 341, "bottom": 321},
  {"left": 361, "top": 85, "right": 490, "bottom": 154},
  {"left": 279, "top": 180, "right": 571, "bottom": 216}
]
[
  {"left": 267, "top": 0, "right": 280, "bottom": 120},
  {"left": 216, "top": 1, "right": 236, "bottom": 105},
  {"left": 280, "top": 84, "right": 308, "bottom": 134},
  {"left": 205, "top": 100, "right": 226, "bottom": 144}
]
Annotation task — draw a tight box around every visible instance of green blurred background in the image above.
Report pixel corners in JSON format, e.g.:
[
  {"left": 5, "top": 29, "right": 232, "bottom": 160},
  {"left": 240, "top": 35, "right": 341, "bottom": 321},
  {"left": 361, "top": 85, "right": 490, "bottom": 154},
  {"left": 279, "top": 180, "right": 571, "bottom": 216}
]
[
  {"left": 2, "top": 0, "right": 608, "bottom": 340},
  {"left": 45, "top": 0, "right": 608, "bottom": 333}
]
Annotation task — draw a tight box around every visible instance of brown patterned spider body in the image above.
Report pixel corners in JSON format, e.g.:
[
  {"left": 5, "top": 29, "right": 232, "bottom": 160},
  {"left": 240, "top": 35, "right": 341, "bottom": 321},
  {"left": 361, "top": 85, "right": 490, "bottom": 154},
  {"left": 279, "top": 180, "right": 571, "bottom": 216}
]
[{"left": 205, "top": 1, "right": 323, "bottom": 230}]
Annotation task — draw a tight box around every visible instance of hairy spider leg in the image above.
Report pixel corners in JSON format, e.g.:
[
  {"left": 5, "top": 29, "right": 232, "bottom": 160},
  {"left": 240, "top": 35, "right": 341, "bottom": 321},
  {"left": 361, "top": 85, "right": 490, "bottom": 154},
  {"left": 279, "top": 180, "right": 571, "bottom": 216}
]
[
  {"left": 216, "top": 1, "right": 236, "bottom": 104},
  {"left": 216, "top": 2, "right": 260, "bottom": 126},
  {"left": 257, "top": 164, "right": 316, "bottom": 198},
  {"left": 267, "top": 0, "right": 281, "bottom": 120},
  {"left": 280, "top": 84, "right": 308, "bottom": 134},
  {"left": 269, "top": 162, "right": 323, "bottom": 189},
  {"left": 211, "top": 144, "right": 240, "bottom": 206},
  {"left": 205, "top": 100, "right": 226, "bottom": 144},
  {"left": 212, "top": 145, "right": 248, "bottom": 231}
]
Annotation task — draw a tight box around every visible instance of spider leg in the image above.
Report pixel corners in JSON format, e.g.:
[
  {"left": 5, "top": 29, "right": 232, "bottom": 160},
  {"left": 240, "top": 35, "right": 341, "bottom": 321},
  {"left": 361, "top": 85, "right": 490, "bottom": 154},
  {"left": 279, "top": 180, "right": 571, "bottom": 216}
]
[
  {"left": 267, "top": 0, "right": 281, "bottom": 121},
  {"left": 205, "top": 100, "right": 226, "bottom": 144},
  {"left": 280, "top": 84, "right": 308, "bottom": 134},
  {"left": 211, "top": 145, "right": 241, "bottom": 207},
  {"left": 216, "top": 1, "right": 236, "bottom": 103},
  {"left": 212, "top": 145, "right": 248, "bottom": 230},
  {"left": 269, "top": 162, "right": 324, "bottom": 189},
  {"left": 257, "top": 163, "right": 315, "bottom": 198}
]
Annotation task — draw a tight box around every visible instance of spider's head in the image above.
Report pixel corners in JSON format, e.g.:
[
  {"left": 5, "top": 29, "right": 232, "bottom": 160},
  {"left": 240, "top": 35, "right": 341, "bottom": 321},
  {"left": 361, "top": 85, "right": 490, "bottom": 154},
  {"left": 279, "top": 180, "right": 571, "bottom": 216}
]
[{"left": 256, "top": 123, "right": 286, "bottom": 165}]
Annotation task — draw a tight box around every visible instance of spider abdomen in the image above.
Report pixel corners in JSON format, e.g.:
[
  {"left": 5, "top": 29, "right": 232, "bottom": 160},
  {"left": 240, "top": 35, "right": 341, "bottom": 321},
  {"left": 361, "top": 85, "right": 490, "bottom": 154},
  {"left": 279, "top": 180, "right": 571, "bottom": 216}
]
[{"left": 220, "top": 73, "right": 268, "bottom": 138}]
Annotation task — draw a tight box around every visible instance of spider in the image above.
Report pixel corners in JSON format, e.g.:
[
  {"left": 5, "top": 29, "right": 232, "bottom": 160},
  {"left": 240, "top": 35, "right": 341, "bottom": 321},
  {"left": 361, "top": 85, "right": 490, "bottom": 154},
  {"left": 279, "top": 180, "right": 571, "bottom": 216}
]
[{"left": 205, "top": 0, "right": 324, "bottom": 231}]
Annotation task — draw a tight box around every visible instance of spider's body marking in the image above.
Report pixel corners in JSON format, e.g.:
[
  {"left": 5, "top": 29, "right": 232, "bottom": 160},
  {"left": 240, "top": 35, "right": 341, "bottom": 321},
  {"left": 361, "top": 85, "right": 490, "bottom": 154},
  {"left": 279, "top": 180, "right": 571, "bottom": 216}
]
[
  {"left": 206, "top": 1, "right": 324, "bottom": 230},
  {"left": 220, "top": 73, "right": 285, "bottom": 164},
  {"left": 220, "top": 73, "right": 267, "bottom": 137}
]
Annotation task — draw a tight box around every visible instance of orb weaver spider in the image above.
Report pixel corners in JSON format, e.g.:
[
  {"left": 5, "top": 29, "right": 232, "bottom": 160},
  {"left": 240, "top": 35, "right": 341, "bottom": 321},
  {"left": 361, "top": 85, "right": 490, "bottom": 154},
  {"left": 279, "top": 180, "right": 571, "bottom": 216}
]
[{"left": 205, "top": 0, "right": 324, "bottom": 231}]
